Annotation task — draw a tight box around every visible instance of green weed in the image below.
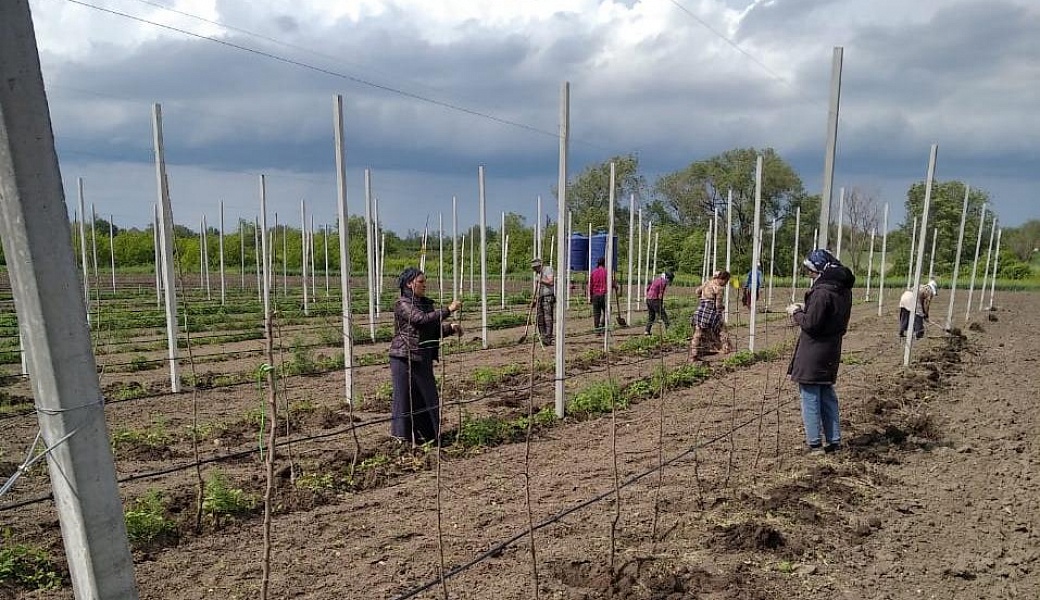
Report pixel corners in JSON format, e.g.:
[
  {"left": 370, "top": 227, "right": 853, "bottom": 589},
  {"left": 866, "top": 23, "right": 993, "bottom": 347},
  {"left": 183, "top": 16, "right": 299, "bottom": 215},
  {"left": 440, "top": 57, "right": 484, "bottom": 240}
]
[
  {"left": 0, "top": 542, "right": 62, "bottom": 590},
  {"left": 202, "top": 472, "right": 256, "bottom": 521},
  {"left": 567, "top": 379, "right": 626, "bottom": 416},
  {"left": 124, "top": 490, "right": 177, "bottom": 547}
]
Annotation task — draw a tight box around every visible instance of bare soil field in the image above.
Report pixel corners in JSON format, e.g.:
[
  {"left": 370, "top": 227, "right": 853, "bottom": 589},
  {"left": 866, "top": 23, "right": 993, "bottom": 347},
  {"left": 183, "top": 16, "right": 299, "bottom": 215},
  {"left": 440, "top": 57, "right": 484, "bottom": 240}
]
[{"left": 2, "top": 290, "right": 1038, "bottom": 599}]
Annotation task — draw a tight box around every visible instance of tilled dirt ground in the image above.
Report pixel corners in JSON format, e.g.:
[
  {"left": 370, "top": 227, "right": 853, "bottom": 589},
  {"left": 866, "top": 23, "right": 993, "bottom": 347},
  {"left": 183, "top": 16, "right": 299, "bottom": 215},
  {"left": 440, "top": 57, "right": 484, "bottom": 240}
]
[{"left": 3, "top": 291, "right": 1039, "bottom": 599}]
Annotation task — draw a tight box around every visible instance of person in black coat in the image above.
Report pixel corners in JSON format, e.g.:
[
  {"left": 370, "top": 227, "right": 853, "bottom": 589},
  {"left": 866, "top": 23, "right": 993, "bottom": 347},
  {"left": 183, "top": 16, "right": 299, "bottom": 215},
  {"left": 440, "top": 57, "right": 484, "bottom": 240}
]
[
  {"left": 389, "top": 267, "right": 461, "bottom": 446},
  {"left": 786, "top": 249, "right": 855, "bottom": 454}
]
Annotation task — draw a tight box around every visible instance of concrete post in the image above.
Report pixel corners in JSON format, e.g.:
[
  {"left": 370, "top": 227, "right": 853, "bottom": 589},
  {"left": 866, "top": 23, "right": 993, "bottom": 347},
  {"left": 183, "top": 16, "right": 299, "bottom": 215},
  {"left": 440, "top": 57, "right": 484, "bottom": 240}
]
[{"left": 0, "top": 2, "right": 138, "bottom": 595}]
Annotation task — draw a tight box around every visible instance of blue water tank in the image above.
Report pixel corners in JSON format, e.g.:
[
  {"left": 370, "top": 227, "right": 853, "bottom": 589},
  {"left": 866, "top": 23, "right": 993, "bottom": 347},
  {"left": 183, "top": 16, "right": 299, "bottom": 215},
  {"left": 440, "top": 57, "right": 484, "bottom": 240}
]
[
  {"left": 569, "top": 233, "right": 589, "bottom": 272},
  {"left": 590, "top": 233, "right": 619, "bottom": 270}
]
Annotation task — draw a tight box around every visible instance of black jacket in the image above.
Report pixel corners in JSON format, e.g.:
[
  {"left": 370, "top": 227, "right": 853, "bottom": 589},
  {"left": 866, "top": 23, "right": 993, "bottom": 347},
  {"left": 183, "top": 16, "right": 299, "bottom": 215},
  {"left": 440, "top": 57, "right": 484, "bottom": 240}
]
[
  {"left": 787, "top": 265, "right": 855, "bottom": 385},
  {"left": 389, "top": 292, "right": 453, "bottom": 362}
]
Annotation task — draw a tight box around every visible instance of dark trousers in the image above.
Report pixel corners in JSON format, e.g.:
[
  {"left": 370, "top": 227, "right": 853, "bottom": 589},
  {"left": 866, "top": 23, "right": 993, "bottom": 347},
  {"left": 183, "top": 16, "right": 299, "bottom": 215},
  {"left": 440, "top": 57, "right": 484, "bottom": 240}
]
[
  {"left": 390, "top": 355, "right": 440, "bottom": 445},
  {"left": 536, "top": 295, "right": 556, "bottom": 346},
  {"left": 645, "top": 298, "right": 669, "bottom": 334},
  {"left": 591, "top": 294, "right": 607, "bottom": 331},
  {"left": 899, "top": 308, "right": 924, "bottom": 339}
]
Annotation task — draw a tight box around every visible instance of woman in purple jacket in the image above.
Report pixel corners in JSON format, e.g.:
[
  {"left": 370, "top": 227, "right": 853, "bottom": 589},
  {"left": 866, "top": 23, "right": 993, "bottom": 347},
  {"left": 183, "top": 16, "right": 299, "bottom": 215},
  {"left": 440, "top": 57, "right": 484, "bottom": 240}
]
[
  {"left": 786, "top": 249, "right": 855, "bottom": 455},
  {"left": 390, "top": 267, "right": 461, "bottom": 445}
]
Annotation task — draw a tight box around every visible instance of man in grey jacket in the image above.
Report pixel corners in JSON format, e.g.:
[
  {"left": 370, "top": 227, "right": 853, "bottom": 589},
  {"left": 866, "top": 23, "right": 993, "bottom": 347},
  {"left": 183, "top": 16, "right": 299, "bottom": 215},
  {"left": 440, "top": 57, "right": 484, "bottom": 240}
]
[{"left": 786, "top": 249, "right": 855, "bottom": 455}]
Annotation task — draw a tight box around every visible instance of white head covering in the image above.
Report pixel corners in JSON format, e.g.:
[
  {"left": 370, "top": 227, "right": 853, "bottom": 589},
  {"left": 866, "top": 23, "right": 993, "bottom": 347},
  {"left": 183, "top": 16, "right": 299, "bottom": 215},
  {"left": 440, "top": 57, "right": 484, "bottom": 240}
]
[{"left": 927, "top": 280, "right": 938, "bottom": 296}]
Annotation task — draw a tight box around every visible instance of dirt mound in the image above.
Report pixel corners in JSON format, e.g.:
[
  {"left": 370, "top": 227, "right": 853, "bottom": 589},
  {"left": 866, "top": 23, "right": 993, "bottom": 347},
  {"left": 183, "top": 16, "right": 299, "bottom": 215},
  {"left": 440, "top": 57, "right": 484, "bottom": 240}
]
[
  {"left": 550, "top": 557, "right": 759, "bottom": 599},
  {"left": 707, "top": 521, "right": 786, "bottom": 552}
]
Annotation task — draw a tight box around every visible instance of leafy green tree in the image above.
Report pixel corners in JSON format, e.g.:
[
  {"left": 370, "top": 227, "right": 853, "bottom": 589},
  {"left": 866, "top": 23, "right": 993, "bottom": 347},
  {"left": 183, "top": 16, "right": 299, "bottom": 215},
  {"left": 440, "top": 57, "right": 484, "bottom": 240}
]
[
  {"left": 1003, "top": 220, "right": 1040, "bottom": 263},
  {"left": 902, "top": 180, "right": 989, "bottom": 279},
  {"left": 655, "top": 147, "right": 806, "bottom": 274},
  {"left": 562, "top": 154, "right": 646, "bottom": 237}
]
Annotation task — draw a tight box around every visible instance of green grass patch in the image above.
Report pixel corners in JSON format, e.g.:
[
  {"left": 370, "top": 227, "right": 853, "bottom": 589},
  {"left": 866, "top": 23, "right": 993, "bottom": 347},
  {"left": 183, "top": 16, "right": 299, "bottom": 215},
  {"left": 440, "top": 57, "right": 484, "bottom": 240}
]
[
  {"left": 202, "top": 471, "right": 256, "bottom": 522},
  {"left": 124, "top": 490, "right": 177, "bottom": 548},
  {"left": 567, "top": 379, "right": 626, "bottom": 417},
  {"left": 0, "top": 541, "right": 62, "bottom": 590}
]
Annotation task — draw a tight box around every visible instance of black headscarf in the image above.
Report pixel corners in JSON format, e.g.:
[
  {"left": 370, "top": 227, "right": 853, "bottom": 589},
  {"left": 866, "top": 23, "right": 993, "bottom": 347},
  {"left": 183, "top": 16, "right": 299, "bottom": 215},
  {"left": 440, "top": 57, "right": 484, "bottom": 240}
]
[{"left": 398, "top": 267, "right": 423, "bottom": 295}]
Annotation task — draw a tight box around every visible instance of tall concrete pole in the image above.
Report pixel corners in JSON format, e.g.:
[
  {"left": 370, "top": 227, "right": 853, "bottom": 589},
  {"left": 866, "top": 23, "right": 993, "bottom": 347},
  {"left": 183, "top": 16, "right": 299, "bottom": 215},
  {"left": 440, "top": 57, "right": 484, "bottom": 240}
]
[
  {"left": 364, "top": 170, "right": 376, "bottom": 341},
  {"left": 835, "top": 187, "right": 845, "bottom": 259},
  {"left": 108, "top": 215, "right": 116, "bottom": 293},
  {"left": 818, "top": 47, "right": 843, "bottom": 250},
  {"left": 626, "top": 193, "right": 635, "bottom": 325},
  {"left": 877, "top": 204, "right": 889, "bottom": 316},
  {"left": 903, "top": 144, "right": 938, "bottom": 367},
  {"left": 439, "top": 213, "right": 445, "bottom": 303},
  {"left": 865, "top": 227, "right": 876, "bottom": 301},
  {"left": 944, "top": 185, "right": 970, "bottom": 330},
  {"left": 152, "top": 104, "right": 180, "bottom": 393},
  {"left": 767, "top": 218, "right": 776, "bottom": 307},
  {"left": 500, "top": 210, "right": 506, "bottom": 309},
  {"left": 964, "top": 205, "right": 987, "bottom": 321},
  {"left": 987, "top": 228, "right": 1002, "bottom": 310},
  {"left": 0, "top": 3, "right": 138, "bottom": 596},
  {"left": 452, "top": 196, "right": 459, "bottom": 299},
  {"left": 153, "top": 203, "right": 161, "bottom": 307},
  {"left": 791, "top": 206, "right": 801, "bottom": 302},
  {"left": 979, "top": 218, "right": 997, "bottom": 312},
  {"left": 927, "top": 227, "right": 937, "bottom": 282},
  {"left": 555, "top": 82, "right": 569, "bottom": 418},
  {"left": 333, "top": 95, "right": 355, "bottom": 403},
  {"left": 77, "top": 180, "right": 89, "bottom": 314},
  {"left": 724, "top": 190, "right": 733, "bottom": 323},
  {"left": 219, "top": 201, "right": 226, "bottom": 305},
  {"left": 748, "top": 156, "right": 763, "bottom": 352},
  {"left": 478, "top": 165, "right": 489, "bottom": 349},
  {"left": 604, "top": 161, "right": 616, "bottom": 351},
  {"left": 301, "top": 199, "right": 309, "bottom": 316}
]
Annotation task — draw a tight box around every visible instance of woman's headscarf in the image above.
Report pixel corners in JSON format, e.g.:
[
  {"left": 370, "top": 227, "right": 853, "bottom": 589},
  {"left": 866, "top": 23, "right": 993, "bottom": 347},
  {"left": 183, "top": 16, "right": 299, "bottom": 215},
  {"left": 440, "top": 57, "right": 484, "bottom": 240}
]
[{"left": 398, "top": 267, "right": 423, "bottom": 294}]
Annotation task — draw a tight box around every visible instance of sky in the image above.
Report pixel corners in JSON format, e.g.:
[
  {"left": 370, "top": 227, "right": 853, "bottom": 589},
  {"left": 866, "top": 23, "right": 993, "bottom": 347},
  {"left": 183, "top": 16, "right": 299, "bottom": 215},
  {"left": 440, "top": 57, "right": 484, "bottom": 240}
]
[{"left": 22, "top": 0, "right": 1040, "bottom": 237}]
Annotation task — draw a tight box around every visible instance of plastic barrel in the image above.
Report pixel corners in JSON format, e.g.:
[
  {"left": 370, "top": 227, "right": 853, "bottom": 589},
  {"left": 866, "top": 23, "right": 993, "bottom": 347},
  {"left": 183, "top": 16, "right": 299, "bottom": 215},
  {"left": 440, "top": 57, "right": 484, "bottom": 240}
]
[
  {"left": 569, "top": 233, "right": 589, "bottom": 272},
  {"left": 590, "top": 233, "right": 619, "bottom": 270}
]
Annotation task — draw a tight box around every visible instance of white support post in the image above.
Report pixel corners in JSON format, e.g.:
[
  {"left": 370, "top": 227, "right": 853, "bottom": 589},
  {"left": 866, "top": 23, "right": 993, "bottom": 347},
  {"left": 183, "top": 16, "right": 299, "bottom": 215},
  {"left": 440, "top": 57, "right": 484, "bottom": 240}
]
[
  {"left": 219, "top": 201, "right": 226, "bottom": 305},
  {"left": 365, "top": 170, "right": 376, "bottom": 341},
  {"left": 944, "top": 185, "right": 970, "bottom": 330},
  {"left": 927, "top": 227, "right": 937, "bottom": 282},
  {"left": 791, "top": 205, "right": 801, "bottom": 303},
  {"left": 77, "top": 180, "right": 89, "bottom": 314},
  {"left": 259, "top": 175, "right": 271, "bottom": 327},
  {"left": 281, "top": 212, "right": 288, "bottom": 297},
  {"left": 835, "top": 187, "right": 845, "bottom": 260},
  {"left": 587, "top": 222, "right": 593, "bottom": 303},
  {"left": 604, "top": 162, "right": 616, "bottom": 351},
  {"left": 644, "top": 222, "right": 653, "bottom": 294},
  {"left": 767, "top": 218, "right": 776, "bottom": 307},
  {"left": 239, "top": 218, "right": 245, "bottom": 290},
  {"left": 818, "top": 46, "right": 843, "bottom": 250},
  {"left": 324, "top": 223, "right": 330, "bottom": 297},
  {"left": 478, "top": 165, "right": 489, "bottom": 349},
  {"left": 469, "top": 224, "right": 475, "bottom": 296},
  {"left": 636, "top": 208, "right": 643, "bottom": 304},
  {"left": 254, "top": 217, "right": 261, "bottom": 303},
  {"left": 310, "top": 215, "right": 317, "bottom": 300},
  {"left": 878, "top": 204, "right": 889, "bottom": 316},
  {"left": 712, "top": 205, "right": 719, "bottom": 274},
  {"left": 565, "top": 211, "right": 572, "bottom": 308},
  {"left": 965, "top": 204, "right": 987, "bottom": 321},
  {"left": 152, "top": 104, "right": 180, "bottom": 393},
  {"left": 906, "top": 217, "right": 918, "bottom": 290},
  {"left": 725, "top": 190, "right": 733, "bottom": 322},
  {"left": 979, "top": 217, "right": 997, "bottom": 312},
  {"left": 108, "top": 215, "right": 116, "bottom": 293},
  {"left": 554, "top": 81, "right": 569, "bottom": 419},
  {"left": 903, "top": 144, "right": 938, "bottom": 367},
  {"left": 301, "top": 199, "right": 309, "bottom": 316},
  {"left": 89, "top": 203, "right": 98, "bottom": 288},
  {"left": 439, "top": 213, "right": 445, "bottom": 303},
  {"left": 865, "top": 227, "right": 876, "bottom": 301},
  {"left": 626, "top": 194, "right": 634, "bottom": 325},
  {"left": 748, "top": 156, "right": 763, "bottom": 352},
  {"left": 452, "top": 195, "right": 459, "bottom": 299},
  {"left": 652, "top": 232, "right": 659, "bottom": 282},
  {"left": 988, "top": 228, "right": 1002, "bottom": 310},
  {"left": 0, "top": 7, "right": 139, "bottom": 592},
  {"left": 500, "top": 210, "right": 506, "bottom": 309},
  {"left": 202, "top": 215, "right": 211, "bottom": 300},
  {"left": 333, "top": 95, "right": 355, "bottom": 403}
]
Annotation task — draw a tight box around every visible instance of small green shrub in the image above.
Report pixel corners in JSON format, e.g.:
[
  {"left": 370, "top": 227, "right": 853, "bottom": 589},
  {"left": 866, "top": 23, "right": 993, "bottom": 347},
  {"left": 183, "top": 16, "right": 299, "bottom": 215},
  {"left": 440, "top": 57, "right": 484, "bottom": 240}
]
[
  {"left": 111, "top": 421, "right": 172, "bottom": 452},
  {"left": 124, "top": 490, "right": 176, "bottom": 547},
  {"left": 567, "top": 380, "right": 625, "bottom": 416},
  {"left": 202, "top": 472, "right": 256, "bottom": 519},
  {"left": 0, "top": 543, "right": 62, "bottom": 590},
  {"left": 295, "top": 472, "right": 336, "bottom": 491},
  {"left": 456, "top": 414, "right": 513, "bottom": 447}
]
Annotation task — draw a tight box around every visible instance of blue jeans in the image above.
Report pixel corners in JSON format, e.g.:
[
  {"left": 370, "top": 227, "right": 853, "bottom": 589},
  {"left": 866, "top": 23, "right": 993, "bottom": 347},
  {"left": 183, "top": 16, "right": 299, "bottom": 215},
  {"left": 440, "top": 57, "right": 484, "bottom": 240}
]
[{"left": 799, "top": 384, "right": 840, "bottom": 447}]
